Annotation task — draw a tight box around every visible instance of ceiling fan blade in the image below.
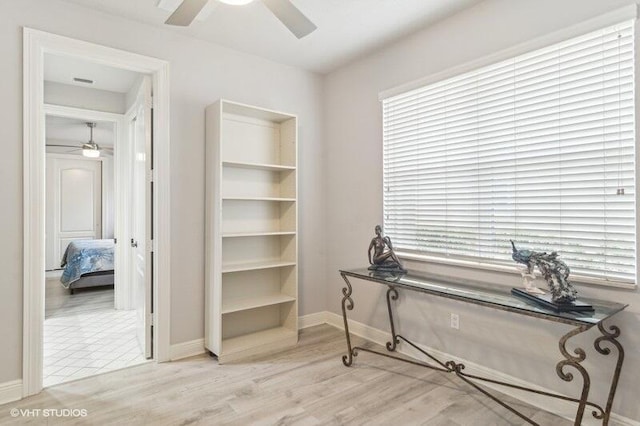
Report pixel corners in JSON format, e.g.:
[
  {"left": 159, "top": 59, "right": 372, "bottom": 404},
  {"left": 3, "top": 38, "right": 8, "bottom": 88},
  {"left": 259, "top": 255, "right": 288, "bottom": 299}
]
[
  {"left": 46, "top": 144, "right": 79, "bottom": 149},
  {"left": 60, "top": 148, "right": 82, "bottom": 154},
  {"left": 165, "top": 0, "right": 209, "bottom": 26},
  {"left": 261, "top": 0, "right": 317, "bottom": 39}
]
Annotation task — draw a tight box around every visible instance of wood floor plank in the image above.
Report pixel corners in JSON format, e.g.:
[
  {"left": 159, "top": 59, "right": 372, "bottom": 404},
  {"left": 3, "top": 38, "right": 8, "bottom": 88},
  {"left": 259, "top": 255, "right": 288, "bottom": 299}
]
[{"left": 0, "top": 325, "right": 571, "bottom": 426}]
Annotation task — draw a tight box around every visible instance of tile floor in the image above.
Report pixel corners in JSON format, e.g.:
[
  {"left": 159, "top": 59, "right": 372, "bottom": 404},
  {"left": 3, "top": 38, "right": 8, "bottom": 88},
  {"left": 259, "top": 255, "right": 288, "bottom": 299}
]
[{"left": 44, "top": 272, "right": 146, "bottom": 387}]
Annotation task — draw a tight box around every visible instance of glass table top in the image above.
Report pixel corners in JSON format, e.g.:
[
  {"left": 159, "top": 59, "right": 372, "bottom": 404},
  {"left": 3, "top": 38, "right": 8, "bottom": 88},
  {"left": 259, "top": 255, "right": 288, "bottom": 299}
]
[{"left": 340, "top": 268, "right": 628, "bottom": 327}]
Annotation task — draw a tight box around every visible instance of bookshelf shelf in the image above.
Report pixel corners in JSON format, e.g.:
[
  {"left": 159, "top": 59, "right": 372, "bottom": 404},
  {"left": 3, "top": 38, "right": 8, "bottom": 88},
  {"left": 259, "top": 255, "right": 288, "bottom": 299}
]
[
  {"left": 221, "top": 260, "right": 296, "bottom": 274},
  {"left": 222, "top": 294, "right": 296, "bottom": 314},
  {"left": 222, "top": 231, "right": 297, "bottom": 238},
  {"left": 222, "top": 161, "right": 296, "bottom": 172}
]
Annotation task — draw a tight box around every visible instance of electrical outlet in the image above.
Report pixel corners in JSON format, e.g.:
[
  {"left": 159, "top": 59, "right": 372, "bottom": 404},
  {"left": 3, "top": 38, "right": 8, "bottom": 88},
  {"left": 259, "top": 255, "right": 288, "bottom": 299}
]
[{"left": 450, "top": 313, "right": 459, "bottom": 330}]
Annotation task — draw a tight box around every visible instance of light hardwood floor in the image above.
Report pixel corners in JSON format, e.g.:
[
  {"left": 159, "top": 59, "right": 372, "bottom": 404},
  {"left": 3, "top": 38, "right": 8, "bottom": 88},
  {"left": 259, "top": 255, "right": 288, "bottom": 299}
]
[{"left": 1, "top": 325, "right": 569, "bottom": 425}]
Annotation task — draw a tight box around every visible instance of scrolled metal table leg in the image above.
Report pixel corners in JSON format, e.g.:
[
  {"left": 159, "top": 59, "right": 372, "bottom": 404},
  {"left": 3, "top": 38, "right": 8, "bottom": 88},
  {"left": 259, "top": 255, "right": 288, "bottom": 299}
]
[
  {"left": 340, "top": 273, "right": 356, "bottom": 366},
  {"left": 385, "top": 286, "right": 400, "bottom": 352},
  {"left": 556, "top": 326, "right": 591, "bottom": 426},
  {"left": 593, "top": 322, "right": 624, "bottom": 426}
]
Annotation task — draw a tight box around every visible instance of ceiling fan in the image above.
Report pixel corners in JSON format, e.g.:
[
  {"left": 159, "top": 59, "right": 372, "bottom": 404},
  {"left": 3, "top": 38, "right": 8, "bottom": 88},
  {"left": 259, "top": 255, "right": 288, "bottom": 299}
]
[
  {"left": 165, "top": 0, "right": 317, "bottom": 39},
  {"left": 46, "top": 122, "right": 113, "bottom": 158}
]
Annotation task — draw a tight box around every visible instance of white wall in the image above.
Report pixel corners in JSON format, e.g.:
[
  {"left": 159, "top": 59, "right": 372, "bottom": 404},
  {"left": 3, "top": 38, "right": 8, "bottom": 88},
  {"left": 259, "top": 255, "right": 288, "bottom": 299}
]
[
  {"left": 44, "top": 81, "right": 126, "bottom": 114},
  {"left": 324, "top": 0, "right": 640, "bottom": 421},
  {"left": 125, "top": 76, "right": 144, "bottom": 114},
  {"left": 0, "top": 0, "right": 325, "bottom": 384},
  {"left": 102, "top": 155, "right": 114, "bottom": 239}
]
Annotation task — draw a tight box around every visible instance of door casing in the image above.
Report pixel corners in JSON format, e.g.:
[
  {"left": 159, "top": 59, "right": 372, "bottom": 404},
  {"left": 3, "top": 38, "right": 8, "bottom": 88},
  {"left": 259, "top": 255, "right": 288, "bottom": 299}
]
[{"left": 23, "top": 28, "right": 171, "bottom": 397}]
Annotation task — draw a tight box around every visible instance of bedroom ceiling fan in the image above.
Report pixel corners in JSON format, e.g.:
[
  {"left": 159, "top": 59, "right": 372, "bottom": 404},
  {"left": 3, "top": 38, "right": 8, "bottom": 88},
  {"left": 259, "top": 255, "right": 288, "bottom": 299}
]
[
  {"left": 164, "top": 0, "right": 317, "bottom": 39},
  {"left": 46, "top": 122, "right": 113, "bottom": 158}
]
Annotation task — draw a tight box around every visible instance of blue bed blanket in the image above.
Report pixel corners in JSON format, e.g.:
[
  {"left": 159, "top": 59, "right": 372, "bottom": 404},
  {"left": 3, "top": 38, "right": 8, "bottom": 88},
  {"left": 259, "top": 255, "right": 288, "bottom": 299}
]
[{"left": 60, "top": 239, "right": 115, "bottom": 288}]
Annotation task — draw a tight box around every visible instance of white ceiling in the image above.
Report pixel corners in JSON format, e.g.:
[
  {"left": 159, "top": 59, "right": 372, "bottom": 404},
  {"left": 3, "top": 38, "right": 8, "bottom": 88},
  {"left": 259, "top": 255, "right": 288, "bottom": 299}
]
[
  {"left": 46, "top": 116, "right": 115, "bottom": 148},
  {"left": 61, "top": 0, "right": 484, "bottom": 73},
  {"left": 44, "top": 53, "right": 141, "bottom": 93}
]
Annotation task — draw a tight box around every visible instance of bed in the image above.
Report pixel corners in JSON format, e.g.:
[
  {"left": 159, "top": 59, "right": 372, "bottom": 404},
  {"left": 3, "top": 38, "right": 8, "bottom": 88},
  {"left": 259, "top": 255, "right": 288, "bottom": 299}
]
[{"left": 60, "top": 239, "right": 115, "bottom": 294}]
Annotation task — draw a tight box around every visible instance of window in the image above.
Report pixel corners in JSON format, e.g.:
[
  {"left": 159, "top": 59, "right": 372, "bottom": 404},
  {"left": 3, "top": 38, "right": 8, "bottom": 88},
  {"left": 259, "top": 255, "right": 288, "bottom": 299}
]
[{"left": 382, "top": 20, "right": 636, "bottom": 284}]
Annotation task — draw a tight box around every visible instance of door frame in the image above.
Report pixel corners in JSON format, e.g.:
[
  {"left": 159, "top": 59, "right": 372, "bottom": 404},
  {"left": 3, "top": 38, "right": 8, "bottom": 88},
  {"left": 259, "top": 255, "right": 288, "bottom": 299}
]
[
  {"left": 23, "top": 28, "right": 171, "bottom": 397},
  {"left": 43, "top": 104, "right": 127, "bottom": 310}
]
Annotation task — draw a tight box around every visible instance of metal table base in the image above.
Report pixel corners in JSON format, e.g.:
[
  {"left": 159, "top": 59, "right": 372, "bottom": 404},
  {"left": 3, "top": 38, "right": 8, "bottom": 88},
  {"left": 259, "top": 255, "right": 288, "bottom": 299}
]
[{"left": 339, "top": 271, "right": 625, "bottom": 426}]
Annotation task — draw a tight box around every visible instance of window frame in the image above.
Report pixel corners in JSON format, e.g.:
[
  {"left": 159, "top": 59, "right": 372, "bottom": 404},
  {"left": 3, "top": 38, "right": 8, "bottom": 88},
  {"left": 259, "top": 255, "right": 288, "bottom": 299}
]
[{"left": 379, "top": 6, "right": 639, "bottom": 289}]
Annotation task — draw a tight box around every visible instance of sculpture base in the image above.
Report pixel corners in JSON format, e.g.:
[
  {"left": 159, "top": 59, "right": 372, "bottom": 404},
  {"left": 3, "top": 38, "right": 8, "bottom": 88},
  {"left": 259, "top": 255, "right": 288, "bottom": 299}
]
[
  {"left": 511, "top": 288, "right": 594, "bottom": 313},
  {"left": 368, "top": 264, "right": 407, "bottom": 273}
]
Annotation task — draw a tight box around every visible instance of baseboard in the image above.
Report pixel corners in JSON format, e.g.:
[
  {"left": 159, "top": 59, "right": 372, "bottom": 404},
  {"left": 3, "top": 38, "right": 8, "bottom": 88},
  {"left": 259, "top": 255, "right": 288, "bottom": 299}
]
[
  {"left": 169, "top": 313, "right": 331, "bottom": 362},
  {"left": 0, "top": 380, "right": 22, "bottom": 406},
  {"left": 169, "top": 338, "right": 205, "bottom": 361},
  {"left": 299, "top": 311, "right": 330, "bottom": 329},
  {"left": 612, "top": 414, "right": 640, "bottom": 426},
  {"left": 321, "top": 311, "right": 639, "bottom": 426}
]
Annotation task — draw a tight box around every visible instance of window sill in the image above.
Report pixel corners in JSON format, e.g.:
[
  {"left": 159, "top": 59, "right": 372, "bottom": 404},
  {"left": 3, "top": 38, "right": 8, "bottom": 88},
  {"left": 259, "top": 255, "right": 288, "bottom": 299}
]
[{"left": 397, "top": 251, "right": 637, "bottom": 291}]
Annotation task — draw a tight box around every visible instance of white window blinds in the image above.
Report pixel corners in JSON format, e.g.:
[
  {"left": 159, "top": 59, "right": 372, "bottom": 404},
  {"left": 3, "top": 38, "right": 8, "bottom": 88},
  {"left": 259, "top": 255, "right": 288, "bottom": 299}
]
[{"left": 382, "top": 20, "right": 636, "bottom": 283}]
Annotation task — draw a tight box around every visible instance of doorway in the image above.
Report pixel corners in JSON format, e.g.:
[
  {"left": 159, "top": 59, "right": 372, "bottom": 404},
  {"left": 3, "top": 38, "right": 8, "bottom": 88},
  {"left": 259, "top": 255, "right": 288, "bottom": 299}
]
[
  {"left": 43, "top": 105, "right": 148, "bottom": 386},
  {"left": 23, "top": 28, "right": 171, "bottom": 397}
]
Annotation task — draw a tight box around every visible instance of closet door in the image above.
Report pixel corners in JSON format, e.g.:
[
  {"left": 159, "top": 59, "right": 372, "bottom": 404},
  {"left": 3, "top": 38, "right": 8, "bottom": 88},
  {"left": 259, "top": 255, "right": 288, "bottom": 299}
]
[{"left": 46, "top": 156, "right": 102, "bottom": 270}]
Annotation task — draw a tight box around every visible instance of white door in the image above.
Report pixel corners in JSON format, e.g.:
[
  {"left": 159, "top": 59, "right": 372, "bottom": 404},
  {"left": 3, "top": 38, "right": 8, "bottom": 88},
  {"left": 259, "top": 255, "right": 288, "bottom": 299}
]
[
  {"left": 45, "top": 156, "right": 102, "bottom": 270},
  {"left": 130, "top": 76, "right": 153, "bottom": 359}
]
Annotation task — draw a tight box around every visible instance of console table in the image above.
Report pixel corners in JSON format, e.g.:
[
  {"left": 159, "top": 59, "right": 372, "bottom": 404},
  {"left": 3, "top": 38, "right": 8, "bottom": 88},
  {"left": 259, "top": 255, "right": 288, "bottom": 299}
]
[{"left": 339, "top": 268, "right": 627, "bottom": 426}]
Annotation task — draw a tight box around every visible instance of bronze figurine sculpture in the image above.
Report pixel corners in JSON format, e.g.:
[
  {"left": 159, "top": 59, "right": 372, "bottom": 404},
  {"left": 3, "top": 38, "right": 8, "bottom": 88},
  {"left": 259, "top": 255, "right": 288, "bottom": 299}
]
[
  {"left": 510, "top": 240, "right": 577, "bottom": 303},
  {"left": 368, "top": 225, "right": 406, "bottom": 272}
]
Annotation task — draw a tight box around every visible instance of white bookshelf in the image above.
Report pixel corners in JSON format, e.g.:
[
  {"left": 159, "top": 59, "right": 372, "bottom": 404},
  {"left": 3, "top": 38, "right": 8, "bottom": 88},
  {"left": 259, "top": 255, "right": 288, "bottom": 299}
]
[{"left": 205, "top": 99, "right": 298, "bottom": 363}]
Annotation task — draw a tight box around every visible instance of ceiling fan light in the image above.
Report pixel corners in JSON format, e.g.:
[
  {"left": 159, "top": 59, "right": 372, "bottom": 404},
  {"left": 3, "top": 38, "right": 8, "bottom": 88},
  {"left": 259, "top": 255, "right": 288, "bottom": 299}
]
[
  {"left": 218, "top": 0, "right": 255, "bottom": 5},
  {"left": 83, "top": 148, "right": 100, "bottom": 158}
]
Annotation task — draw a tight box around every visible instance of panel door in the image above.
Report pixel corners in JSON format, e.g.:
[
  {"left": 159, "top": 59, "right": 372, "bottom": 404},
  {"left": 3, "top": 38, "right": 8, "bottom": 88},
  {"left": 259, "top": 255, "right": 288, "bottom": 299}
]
[
  {"left": 130, "top": 76, "right": 153, "bottom": 359},
  {"left": 46, "top": 156, "right": 102, "bottom": 270}
]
